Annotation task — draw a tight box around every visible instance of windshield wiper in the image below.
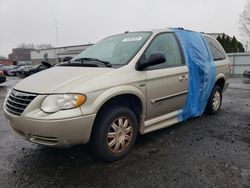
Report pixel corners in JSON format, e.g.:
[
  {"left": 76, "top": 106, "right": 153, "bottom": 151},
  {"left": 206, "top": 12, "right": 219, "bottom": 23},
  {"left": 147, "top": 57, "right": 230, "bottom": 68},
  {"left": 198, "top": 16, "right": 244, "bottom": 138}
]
[{"left": 74, "top": 57, "right": 112, "bottom": 67}]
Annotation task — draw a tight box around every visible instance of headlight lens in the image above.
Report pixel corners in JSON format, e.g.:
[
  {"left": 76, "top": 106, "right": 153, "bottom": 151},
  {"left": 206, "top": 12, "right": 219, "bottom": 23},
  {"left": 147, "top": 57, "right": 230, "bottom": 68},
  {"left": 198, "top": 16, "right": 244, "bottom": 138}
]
[{"left": 41, "top": 94, "right": 86, "bottom": 113}]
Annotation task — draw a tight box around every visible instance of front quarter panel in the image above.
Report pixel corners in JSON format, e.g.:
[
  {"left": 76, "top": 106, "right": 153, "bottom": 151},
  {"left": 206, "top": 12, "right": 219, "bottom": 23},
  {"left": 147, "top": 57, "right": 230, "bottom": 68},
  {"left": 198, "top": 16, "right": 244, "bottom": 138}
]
[{"left": 81, "top": 85, "right": 147, "bottom": 116}]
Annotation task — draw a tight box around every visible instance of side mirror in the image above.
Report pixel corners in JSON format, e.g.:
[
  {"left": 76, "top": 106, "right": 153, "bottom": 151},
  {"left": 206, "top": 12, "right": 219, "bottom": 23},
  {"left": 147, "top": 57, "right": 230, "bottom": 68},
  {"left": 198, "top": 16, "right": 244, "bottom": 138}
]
[{"left": 137, "top": 52, "right": 166, "bottom": 71}]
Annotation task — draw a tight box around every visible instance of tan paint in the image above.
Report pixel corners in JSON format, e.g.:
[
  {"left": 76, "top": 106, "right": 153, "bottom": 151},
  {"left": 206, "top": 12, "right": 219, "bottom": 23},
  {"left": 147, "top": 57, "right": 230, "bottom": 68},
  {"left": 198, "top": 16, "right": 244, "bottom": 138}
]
[{"left": 4, "top": 28, "right": 230, "bottom": 147}]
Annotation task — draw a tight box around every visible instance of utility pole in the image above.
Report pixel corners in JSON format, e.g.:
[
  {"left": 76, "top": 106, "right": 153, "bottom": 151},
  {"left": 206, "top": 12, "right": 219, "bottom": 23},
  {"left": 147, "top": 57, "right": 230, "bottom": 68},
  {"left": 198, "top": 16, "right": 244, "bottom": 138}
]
[
  {"left": 55, "top": 18, "right": 59, "bottom": 47},
  {"left": 55, "top": 18, "right": 59, "bottom": 63}
]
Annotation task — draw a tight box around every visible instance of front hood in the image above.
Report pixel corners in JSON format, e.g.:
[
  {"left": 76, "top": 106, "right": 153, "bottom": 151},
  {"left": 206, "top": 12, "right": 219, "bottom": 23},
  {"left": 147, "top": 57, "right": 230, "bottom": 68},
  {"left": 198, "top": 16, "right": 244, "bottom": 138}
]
[{"left": 14, "top": 67, "right": 113, "bottom": 94}]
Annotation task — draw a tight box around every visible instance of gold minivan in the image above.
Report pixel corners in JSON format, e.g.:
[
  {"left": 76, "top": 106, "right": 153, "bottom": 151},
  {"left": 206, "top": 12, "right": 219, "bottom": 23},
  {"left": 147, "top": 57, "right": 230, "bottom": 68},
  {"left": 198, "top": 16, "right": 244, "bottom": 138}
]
[{"left": 4, "top": 28, "right": 230, "bottom": 161}]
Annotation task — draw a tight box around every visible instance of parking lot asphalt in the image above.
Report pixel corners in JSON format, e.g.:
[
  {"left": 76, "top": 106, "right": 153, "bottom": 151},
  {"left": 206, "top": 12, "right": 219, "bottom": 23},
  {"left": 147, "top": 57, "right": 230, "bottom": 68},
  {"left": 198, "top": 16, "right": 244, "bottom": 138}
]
[{"left": 0, "top": 77, "right": 249, "bottom": 188}]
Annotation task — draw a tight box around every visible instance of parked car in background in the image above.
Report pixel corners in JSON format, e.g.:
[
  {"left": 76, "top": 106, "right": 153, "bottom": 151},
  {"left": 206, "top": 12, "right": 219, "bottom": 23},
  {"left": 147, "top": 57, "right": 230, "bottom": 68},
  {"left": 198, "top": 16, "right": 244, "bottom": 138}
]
[
  {"left": 3, "top": 66, "right": 17, "bottom": 76},
  {"left": 0, "top": 70, "right": 6, "bottom": 84},
  {"left": 243, "top": 69, "right": 250, "bottom": 79},
  {"left": 8, "top": 65, "right": 33, "bottom": 76},
  {"left": 62, "top": 56, "right": 73, "bottom": 62},
  {"left": 0, "top": 65, "right": 5, "bottom": 72},
  {"left": 23, "top": 62, "right": 52, "bottom": 77}
]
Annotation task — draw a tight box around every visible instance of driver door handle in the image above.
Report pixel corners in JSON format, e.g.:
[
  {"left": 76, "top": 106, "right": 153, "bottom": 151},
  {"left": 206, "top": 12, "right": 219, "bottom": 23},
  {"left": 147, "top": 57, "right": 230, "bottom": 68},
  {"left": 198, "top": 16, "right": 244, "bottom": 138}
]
[{"left": 179, "top": 75, "right": 188, "bottom": 82}]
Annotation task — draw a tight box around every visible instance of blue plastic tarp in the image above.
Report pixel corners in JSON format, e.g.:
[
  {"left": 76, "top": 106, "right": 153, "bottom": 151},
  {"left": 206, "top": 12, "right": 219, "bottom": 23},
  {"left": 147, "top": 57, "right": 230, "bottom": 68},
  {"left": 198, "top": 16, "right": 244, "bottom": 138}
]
[{"left": 171, "top": 28, "right": 216, "bottom": 121}]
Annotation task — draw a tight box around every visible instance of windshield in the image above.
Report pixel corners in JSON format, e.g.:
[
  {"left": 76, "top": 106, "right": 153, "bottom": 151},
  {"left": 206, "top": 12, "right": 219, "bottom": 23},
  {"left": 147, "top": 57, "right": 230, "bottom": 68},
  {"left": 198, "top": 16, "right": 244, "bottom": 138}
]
[{"left": 72, "top": 32, "right": 151, "bottom": 65}]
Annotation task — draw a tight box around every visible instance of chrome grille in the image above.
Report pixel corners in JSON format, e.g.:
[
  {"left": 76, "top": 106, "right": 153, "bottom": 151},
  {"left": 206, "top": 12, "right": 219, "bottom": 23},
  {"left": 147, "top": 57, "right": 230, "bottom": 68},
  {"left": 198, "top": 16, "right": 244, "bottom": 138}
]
[{"left": 5, "top": 90, "right": 37, "bottom": 116}]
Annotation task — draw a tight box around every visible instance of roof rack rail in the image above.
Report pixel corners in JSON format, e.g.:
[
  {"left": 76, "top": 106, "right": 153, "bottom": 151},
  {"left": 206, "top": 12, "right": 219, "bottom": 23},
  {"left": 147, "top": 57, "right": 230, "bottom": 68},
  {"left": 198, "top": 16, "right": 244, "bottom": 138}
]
[{"left": 174, "top": 27, "right": 184, "bottom": 30}]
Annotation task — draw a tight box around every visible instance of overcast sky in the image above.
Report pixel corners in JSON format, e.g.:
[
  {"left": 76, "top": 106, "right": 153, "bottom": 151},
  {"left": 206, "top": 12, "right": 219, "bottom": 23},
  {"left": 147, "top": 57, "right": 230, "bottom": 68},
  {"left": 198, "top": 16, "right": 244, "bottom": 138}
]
[{"left": 0, "top": 0, "right": 248, "bottom": 57}]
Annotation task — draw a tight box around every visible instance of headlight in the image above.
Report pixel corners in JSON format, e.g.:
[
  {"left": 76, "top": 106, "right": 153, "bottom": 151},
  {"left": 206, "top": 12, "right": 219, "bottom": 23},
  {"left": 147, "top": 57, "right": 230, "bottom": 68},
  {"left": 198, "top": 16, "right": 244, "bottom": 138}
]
[{"left": 41, "top": 94, "right": 86, "bottom": 113}]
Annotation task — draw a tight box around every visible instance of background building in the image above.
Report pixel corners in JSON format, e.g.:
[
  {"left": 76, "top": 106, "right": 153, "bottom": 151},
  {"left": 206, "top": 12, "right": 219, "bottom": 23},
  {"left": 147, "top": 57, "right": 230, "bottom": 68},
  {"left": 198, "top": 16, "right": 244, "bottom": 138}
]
[
  {"left": 0, "top": 56, "right": 13, "bottom": 66},
  {"left": 8, "top": 48, "right": 33, "bottom": 65},
  {"left": 30, "top": 44, "right": 92, "bottom": 65},
  {"left": 0, "top": 60, "right": 13, "bottom": 66}
]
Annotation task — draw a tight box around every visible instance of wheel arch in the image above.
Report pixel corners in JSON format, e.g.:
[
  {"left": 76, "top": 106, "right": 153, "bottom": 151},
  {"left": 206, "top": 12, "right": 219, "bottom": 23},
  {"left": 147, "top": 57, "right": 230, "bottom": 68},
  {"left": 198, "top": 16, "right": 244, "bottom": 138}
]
[
  {"left": 93, "top": 86, "right": 146, "bottom": 115},
  {"left": 90, "top": 86, "right": 146, "bottom": 138},
  {"left": 90, "top": 85, "right": 146, "bottom": 135},
  {"left": 215, "top": 73, "right": 226, "bottom": 90}
]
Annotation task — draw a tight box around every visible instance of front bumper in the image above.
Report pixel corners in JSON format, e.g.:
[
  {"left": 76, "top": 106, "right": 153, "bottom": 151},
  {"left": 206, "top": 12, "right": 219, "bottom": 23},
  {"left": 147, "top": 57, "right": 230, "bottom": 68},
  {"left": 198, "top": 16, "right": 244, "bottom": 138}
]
[{"left": 4, "top": 109, "right": 96, "bottom": 147}]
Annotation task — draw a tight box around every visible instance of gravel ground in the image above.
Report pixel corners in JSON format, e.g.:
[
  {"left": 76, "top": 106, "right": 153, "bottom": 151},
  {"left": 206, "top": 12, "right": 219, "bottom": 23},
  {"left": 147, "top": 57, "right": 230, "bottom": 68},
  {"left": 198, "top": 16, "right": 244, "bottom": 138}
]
[{"left": 0, "top": 77, "right": 249, "bottom": 188}]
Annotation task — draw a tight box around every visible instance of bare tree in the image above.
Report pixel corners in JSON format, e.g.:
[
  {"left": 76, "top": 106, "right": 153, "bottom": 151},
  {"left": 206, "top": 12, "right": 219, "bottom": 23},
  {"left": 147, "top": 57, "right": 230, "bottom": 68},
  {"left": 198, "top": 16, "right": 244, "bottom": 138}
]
[
  {"left": 17, "top": 43, "right": 35, "bottom": 49},
  {"left": 36, "top": 43, "right": 53, "bottom": 49},
  {"left": 17, "top": 43, "right": 27, "bottom": 48},
  {"left": 240, "top": 1, "right": 250, "bottom": 39},
  {"left": 0, "top": 55, "right": 7, "bottom": 60}
]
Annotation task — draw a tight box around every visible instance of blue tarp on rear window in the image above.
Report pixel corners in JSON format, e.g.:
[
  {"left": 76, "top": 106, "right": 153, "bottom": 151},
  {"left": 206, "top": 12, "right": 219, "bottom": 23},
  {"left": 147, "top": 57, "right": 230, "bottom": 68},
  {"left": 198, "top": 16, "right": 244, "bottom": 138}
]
[{"left": 172, "top": 28, "right": 216, "bottom": 121}]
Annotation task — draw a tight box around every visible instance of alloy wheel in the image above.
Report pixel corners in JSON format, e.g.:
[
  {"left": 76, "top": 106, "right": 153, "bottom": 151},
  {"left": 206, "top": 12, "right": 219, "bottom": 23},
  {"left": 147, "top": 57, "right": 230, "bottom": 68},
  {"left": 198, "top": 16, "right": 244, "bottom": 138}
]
[
  {"left": 212, "top": 91, "right": 221, "bottom": 111},
  {"left": 107, "top": 116, "right": 133, "bottom": 153}
]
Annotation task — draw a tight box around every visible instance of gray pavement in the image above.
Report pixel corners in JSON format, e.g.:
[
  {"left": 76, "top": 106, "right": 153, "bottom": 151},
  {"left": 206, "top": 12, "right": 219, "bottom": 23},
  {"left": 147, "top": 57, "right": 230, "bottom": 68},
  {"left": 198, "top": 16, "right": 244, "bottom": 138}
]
[{"left": 0, "top": 77, "right": 249, "bottom": 188}]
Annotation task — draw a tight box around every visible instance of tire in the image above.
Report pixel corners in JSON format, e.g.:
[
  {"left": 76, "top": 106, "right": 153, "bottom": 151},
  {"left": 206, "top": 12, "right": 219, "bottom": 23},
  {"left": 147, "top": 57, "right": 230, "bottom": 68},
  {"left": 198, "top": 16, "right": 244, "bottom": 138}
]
[
  {"left": 205, "top": 85, "right": 222, "bottom": 115},
  {"left": 90, "top": 105, "right": 138, "bottom": 162}
]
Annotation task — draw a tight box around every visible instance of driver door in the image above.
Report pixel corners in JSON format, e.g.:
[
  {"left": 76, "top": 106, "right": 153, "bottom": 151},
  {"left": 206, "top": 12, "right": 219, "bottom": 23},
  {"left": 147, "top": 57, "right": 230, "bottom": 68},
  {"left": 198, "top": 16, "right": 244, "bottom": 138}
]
[{"left": 143, "top": 33, "right": 188, "bottom": 120}]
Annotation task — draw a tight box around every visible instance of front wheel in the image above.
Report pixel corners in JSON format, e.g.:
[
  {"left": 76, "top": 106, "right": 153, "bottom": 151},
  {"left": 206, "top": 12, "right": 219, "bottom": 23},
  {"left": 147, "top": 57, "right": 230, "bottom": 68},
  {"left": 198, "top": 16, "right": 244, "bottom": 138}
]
[
  {"left": 205, "top": 85, "right": 222, "bottom": 115},
  {"left": 90, "top": 106, "right": 138, "bottom": 162}
]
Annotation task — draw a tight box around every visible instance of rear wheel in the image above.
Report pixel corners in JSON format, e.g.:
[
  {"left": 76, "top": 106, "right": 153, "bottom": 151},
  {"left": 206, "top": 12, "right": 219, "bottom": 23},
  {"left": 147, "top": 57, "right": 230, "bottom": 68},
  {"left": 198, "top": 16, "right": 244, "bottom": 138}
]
[
  {"left": 206, "top": 85, "right": 222, "bottom": 114},
  {"left": 91, "top": 105, "right": 138, "bottom": 162}
]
